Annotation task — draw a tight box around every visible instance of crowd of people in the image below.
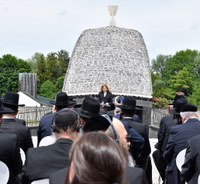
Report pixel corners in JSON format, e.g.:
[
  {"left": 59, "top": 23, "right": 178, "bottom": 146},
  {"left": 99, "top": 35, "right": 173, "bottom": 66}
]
[{"left": 0, "top": 85, "right": 200, "bottom": 184}]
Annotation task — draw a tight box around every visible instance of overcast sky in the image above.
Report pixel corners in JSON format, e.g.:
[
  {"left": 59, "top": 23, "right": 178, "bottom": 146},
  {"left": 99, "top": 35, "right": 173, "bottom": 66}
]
[{"left": 0, "top": 0, "right": 199, "bottom": 61}]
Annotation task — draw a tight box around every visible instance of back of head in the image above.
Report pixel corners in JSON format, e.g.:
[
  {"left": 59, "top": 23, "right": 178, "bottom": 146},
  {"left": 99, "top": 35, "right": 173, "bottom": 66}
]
[
  {"left": 106, "top": 118, "right": 129, "bottom": 152},
  {"left": 180, "top": 104, "right": 199, "bottom": 120},
  {"left": 52, "top": 108, "right": 79, "bottom": 134},
  {"left": 69, "top": 132, "right": 127, "bottom": 184}
]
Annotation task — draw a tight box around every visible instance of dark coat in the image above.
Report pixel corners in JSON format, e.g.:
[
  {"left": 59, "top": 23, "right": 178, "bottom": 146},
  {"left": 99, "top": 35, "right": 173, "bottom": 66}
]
[
  {"left": 121, "top": 118, "right": 151, "bottom": 163},
  {"left": 182, "top": 135, "right": 200, "bottom": 184},
  {"left": 23, "top": 138, "right": 73, "bottom": 183},
  {"left": 163, "top": 118, "right": 200, "bottom": 184},
  {"left": 119, "top": 118, "right": 144, "bottom": 156},
  {"left": 37, "top": 113, "right": 55, "bottom": 145},
  {"left": 1, "top": 118, "right": 33, "bottom": 154},
  {"left": 98, "top": 91, "right": 113, "bottom": 105},
  {"left": 15, "top": 118, "right": 26, "bottom": 126},
  {"left": 156, "top": 114, "right": 177, "bottom": 154},
  {"left": 153, "top": 114, "right": 177, "bottom": 181},
  {"left": 49, "top": 166, "right": 147, "bottom": 184},
  {"left": 121, "top": 118, "right": 152, "bottom": 184},
  {"left": 0, "top": 132, "right": 22, "bottom": 184}
]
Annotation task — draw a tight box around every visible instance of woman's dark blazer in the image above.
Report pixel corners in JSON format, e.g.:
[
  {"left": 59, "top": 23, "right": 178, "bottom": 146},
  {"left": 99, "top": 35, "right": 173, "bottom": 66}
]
[{"left": 98, "top": 91, "right": 113, "bottom": 105}]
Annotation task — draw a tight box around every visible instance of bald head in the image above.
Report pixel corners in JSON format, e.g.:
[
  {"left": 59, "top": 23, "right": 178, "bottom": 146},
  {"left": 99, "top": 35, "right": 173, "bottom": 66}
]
[{"left": 106, "top": 117, "right": 129, "bottom": 151}]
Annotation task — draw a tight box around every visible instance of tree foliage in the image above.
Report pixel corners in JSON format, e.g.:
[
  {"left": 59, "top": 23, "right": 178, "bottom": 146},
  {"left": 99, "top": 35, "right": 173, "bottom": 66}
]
[
  {"left": 31, "top": 49, "right": 69, "bottom": 97},
  {"left": 151, "top": 49, "right": 200, "bottom": 107},
  {"left": 40, "top": 80, "right": 56, "bottom": 99},
  {"left": 0, "top": 54, "right": 31, "bottom": 95}
]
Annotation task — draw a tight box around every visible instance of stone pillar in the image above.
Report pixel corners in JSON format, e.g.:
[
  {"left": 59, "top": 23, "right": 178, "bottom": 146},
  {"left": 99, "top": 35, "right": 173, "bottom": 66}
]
[{"left": 19, "top": 73, "right": 37, "bottom": 97}]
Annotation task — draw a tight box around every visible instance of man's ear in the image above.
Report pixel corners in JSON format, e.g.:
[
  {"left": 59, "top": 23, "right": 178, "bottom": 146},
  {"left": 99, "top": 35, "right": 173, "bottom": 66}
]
[
  {"left": 15, "top": 110, "right": 19, "bottom": 116},
  {"left": 80, "top": 118, "right": 85, "bottom": 126}
]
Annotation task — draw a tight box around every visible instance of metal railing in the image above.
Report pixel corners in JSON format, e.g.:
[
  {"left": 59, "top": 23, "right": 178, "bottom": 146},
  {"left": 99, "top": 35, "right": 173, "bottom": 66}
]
[
  {"left": 17, "top": 106, "right": 167, "bottom": 128},
  {"left": 17, "top": 106, "right": 52, "bottom": 126}
]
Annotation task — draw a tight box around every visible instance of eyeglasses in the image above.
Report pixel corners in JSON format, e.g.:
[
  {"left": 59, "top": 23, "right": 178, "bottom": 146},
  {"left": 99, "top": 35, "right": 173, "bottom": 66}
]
[{"left": 126, "top": 134, "right": 131, "bottom": 143}]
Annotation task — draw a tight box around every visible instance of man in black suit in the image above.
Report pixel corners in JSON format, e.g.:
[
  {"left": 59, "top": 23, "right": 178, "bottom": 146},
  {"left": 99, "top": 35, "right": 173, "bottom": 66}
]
[
  {"left": 1, "top": 92, "right": 33, "bottom": 154},
  {"left": 0, "top": 99, "right": 22, "bottom": 184},
  {"left": 107, "top": 117, "right": 147, "bottom": 184},
  {"left": 37, "top": 92, "right": 76, "bottom": 145},
  {"left": 163, "top": 104, "right": 200, "bottom": 184},
  {"left": 153, "top": 97, "right": 188, "bottom": 182},
  {"left": 3, "top": 91, "right": 26, "bottom": 126},
  {"left": 120, "top": 96, "right": 152, "bottom": 184},
  {"left": 23, "top": 108, "right": 79, "bottom": 183},
  {"left": 182, "top": 135, "right": 200, "bottom": 184}
]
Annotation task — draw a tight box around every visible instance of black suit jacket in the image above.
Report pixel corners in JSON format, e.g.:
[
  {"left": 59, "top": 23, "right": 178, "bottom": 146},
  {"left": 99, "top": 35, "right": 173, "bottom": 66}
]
[
  {"left": 1, "top": 118, "right": 33, "bottom": 154},
  {"left": 98, "top": 92, "right": 113, "bottom": 105},
  {"left": 37, "top": 113, "right": 55, "bottom": 146},
  {"left": 49, "top": 166, "right": 147, "bottom": 184},
  {"left": 23, "top": 138, "right": 73, "bottom": 183},
  {"left": 15, "top": 118, "right": 26, "bottom": 126},
  {"left": 163, "top": 119, "right": 200, "bottom": 184},
  {"left": 155, "top": 114, "right": 176, "bottom": 154},
  {"left": 182, "top": 135, "right": 200, "bottom": 184},
  {"left": 0, "top": 131, "right": 22, "bottom": 184},
  {"left": 121, "top": 118, "right": 151, "bottom": 163}
]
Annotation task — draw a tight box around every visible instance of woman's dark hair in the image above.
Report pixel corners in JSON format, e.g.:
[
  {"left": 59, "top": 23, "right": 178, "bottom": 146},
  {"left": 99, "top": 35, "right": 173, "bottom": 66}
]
[
  {"left": 100, "top": 84, "right": 110, "bottom": 93},
  {"left": 66, "top": 132, "right": 127, "bottom": 184}
]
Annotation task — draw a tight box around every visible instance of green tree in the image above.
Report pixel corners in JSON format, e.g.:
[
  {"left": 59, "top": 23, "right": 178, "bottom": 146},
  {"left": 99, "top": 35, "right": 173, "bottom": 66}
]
[
  {"left": 193, "top": 52, "right": 200, "bottom": 79},
  {"left": 55, "top": 76, "right": 65, "bottom": 93},
  {"left": 45, "top": 53, "right": 60, "bottom": 83},
  {"left": 0, "top": 54, "right": 31, "bottom": 95},
  {"left": 163, "top": 49, "right": 198, "bottom": 85},
  {"left": 151, "top": 49, "right": 199, "bottom": 107},
  {"left": 151, "top": 54, "right": 170, "bottom": 78},
  {"left": 33, "top": 53, "right": 47, "bottom": 88},
  {"left": 39, "top": 80, "right": 56, "bottom": 99},
  {"left": 188, "top": 82, "right": 200, "bottom": 108},
  {"left": 170, "top": 67, "right": 193, "bottom": 94},
  {"left": 56, "top": 50, "right": 70, "bottom": 75}
]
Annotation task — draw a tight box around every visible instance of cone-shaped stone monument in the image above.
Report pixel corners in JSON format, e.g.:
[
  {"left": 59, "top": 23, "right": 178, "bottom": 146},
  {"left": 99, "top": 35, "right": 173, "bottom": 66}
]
[{"left": 63, "top": 6, "right": 152, "bottom": 124}]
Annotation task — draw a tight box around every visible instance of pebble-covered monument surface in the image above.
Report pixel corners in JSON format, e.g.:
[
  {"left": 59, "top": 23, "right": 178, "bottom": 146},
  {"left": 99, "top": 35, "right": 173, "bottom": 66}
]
[{"left": 63, "top": 26, "right": 152, "bottom": 99}]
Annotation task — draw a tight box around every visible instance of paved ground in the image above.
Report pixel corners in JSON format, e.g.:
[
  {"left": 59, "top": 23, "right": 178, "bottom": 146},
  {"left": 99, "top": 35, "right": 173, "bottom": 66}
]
[
  {"left": 150, "top": 138, "right": 161, "bottom": 184},
  {"left": 32, "top": 136, "right": 161, "bottom": 184}
]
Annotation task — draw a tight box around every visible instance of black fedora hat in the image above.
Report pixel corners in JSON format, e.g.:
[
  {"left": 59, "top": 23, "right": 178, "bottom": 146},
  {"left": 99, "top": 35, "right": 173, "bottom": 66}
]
[
  {"left": 82, "top": 115, "right": 111, "bottom": 132},
  {"left": 120, "top": 96, "right": 136, "bottom": 110},
  {"left": 3, "top": 92, "right": 25, "bottom": 107},
  {"left": 181, "top": 104, "right": 198, "bottom": 112},
  {"left": 51, "top": 92, "right": 76, "bottom": 107},
  {"left": 78, "top": 97, "right": 100, "bottom": 118},
  {"left": 0, "top": 100, "right": 14, "bottom": 115},
  {"left": 172, "top": 97, "right": 188, "bottom": 115},
  {"left": 75, "top": 97, "right": 110, "bottom": 131}
]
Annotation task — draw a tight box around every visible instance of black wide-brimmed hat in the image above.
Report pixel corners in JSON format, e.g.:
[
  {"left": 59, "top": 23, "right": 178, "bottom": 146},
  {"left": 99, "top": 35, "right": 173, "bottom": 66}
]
[
  {"left": 172, "top": 97, "right": 188, "bottom": 115},
  {"left": 75, "top": 96, "right": 110, "bottom": 132},
  {"left": 51, "top": 92, "right": 76, "bottom": 107},
  {"left": 0, "top": 100, "right": 14, "bottom": 115},
  {"left": 181, "top": 104, "right": 198, "bottom": 112},
  {"left": 3, "top": 92, "right": 25, "bottom": 107},
  {"left": 120, "top": 96, "right": 136, "bottom": 110},
  {"left": 78, "top": 96, "right": 100, "bottom": 118}
]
